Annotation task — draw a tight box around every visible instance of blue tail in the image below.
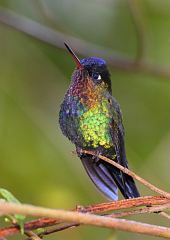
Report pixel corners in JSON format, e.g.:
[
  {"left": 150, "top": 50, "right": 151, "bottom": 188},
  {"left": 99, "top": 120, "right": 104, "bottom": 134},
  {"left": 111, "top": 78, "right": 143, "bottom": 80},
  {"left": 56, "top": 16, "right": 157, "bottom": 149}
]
[{"left": 80, "top": 153, "right": 140, "bottom": 200}]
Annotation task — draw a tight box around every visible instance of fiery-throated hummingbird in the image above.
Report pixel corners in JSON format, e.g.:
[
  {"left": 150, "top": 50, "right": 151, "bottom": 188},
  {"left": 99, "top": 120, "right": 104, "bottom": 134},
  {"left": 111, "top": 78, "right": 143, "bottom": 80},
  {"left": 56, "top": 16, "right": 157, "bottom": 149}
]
[{"left": 59, "top": 43, "right": 140, "bottom": 200}]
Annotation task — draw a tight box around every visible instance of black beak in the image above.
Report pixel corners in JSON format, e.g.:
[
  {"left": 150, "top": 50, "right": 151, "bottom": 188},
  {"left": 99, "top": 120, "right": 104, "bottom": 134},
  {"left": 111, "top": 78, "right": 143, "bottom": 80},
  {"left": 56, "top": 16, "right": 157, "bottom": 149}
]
[{"left": 64, "top": 42, "right": 83, "bottom": 69}]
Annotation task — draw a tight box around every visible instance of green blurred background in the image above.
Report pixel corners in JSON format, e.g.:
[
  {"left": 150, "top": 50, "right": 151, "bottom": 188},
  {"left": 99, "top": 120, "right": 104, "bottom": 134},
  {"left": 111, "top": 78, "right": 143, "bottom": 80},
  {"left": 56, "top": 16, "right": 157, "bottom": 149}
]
[{"left": 0, "top": 0, "right": 170, "bottom": 239}]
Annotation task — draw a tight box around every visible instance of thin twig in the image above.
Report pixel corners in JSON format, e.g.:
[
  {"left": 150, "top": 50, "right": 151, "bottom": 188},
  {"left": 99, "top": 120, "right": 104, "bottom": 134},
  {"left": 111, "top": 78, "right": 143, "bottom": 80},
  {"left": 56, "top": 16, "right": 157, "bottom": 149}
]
[
  {"left": 127, "top": 0, "right": 146, "bottom": 61},
  {"left": 33, "top": 0, "right": 60, "bottom": 28},
  {"left": 34, "top": 0, "right": 53, "bottom": 22},
  {"left": 109, "top": 203, "right": 170, "bottom": 218},
  {"left": 0, "top": 196, "right": 169, "bottom": 238},
  {"left": 24, "top": 231, "right": 42, "bottom": 240},
  {"left": 0, "top": 202, "right": 170, "bottom": 238},
  {"left": 159, "top": 212, "right": 170, "bottom": 221},
  {"left": 0, "top": 7, "right": 170, "bottom": 79},
  {"left": 37, "top": 223, "right": 80, "bottom": 238},
  {"left": 81, "top": 150, "right": 170, "bottom": 199}
]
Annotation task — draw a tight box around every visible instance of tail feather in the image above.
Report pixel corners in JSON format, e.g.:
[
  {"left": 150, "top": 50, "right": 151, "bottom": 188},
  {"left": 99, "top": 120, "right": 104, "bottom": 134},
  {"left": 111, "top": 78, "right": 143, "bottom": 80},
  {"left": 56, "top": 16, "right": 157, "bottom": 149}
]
[
  {"left": 81, "top": 154, "right": 118, "bottom": 200},
  {"left": 80, "top": 153, "right": 140, "bottom": 200},
  {"left": 105, "top": 161, "right": 140, "bottom": 199}
]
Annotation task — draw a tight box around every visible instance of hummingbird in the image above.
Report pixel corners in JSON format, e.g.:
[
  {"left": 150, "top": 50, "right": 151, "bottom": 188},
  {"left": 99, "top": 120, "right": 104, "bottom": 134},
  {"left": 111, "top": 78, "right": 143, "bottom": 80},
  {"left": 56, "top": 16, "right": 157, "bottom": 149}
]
[{"left": 59, "top": 43, "right": 140, "bottom": 200}]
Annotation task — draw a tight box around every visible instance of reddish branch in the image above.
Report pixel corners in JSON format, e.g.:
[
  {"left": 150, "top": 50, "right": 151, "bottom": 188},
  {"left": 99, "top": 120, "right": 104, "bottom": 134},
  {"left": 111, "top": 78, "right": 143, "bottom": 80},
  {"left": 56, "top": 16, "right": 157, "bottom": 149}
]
[
  {"left": 0, "top": 201, "right": 170, "bottom": 239},
  {"left": 27, "top": 202, "right": 170, "bottom": 239},
  {"left": 0, "top": 196, "right": 169, "bottom": 238}
]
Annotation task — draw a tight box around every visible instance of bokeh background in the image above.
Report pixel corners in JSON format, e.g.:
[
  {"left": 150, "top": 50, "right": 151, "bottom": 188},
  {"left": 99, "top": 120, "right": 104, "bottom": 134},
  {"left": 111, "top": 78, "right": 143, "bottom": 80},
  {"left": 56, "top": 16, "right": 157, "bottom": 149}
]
[{"left": 0, "top": 0, "right": 170, "bottom": 239}]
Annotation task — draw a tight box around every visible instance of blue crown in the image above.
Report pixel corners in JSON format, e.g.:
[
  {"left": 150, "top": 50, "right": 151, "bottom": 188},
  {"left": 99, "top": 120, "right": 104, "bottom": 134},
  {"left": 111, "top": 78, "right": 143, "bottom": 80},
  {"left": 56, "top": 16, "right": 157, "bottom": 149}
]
[{"left": 80, "top": 57, "right": 106, "bottom": 67}]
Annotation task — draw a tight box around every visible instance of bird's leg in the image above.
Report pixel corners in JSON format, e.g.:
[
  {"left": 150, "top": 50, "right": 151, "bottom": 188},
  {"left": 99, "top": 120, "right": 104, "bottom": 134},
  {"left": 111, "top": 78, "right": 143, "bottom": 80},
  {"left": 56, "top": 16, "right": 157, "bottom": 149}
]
[
  {"left": 76, "top": 147, "right": 101, "bottom": 165},
  {"left": 76, "top": 147, "right": 83, "bottom": 157},
  {"left": 92, "top": 149, "right": 102, "bottom": 166}
]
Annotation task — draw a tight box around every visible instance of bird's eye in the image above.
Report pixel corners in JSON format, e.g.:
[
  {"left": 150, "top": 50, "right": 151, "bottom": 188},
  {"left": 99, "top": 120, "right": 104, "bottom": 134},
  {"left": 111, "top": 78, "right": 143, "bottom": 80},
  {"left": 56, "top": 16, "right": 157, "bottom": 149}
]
[{"left": 92, "top": 72, "right": 102, "bottom": 82}]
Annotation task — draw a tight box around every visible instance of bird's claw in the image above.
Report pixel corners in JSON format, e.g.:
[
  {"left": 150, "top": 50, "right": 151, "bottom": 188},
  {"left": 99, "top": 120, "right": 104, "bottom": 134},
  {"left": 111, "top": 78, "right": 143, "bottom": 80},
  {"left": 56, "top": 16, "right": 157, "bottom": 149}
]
[{"left": 92, "top": 150, "right": 101, "bottom": 165}]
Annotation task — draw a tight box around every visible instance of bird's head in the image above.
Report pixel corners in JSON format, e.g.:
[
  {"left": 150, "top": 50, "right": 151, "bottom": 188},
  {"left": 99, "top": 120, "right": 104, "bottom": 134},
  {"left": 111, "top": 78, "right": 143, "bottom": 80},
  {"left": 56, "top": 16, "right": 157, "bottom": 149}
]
[{"left": 64, "top": 43, "right": 112, "bottom": 93}]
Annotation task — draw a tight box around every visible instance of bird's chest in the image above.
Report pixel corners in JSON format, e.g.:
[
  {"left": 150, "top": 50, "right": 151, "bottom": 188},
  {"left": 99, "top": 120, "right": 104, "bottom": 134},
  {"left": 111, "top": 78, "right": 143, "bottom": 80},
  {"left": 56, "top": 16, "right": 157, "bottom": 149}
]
[
  {"left": 60, "top": 92, "right": 113, "bottom": 148},
  {"left": 79, "top": 99, "right": 113, "bottom": 148}
]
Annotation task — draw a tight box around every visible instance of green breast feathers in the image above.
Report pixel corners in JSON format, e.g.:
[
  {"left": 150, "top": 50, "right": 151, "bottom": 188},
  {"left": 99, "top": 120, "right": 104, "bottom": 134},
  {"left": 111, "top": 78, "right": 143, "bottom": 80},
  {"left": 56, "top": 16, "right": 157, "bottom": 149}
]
[{"left": 79, "top": 98, "right": 113, "bottom": 148}]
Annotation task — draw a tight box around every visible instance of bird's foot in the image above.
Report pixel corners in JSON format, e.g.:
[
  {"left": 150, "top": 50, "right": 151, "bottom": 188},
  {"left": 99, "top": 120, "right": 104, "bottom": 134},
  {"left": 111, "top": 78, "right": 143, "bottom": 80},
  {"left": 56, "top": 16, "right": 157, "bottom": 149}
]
[
  {"left": 76, "top": 147, "right": 101, "bottom": 166},
  {"left": 92, "top": 150, "right": 102, "bottom": 165},
  {"left": 76, "top": 147, "right": 83, "bottom": 157}
]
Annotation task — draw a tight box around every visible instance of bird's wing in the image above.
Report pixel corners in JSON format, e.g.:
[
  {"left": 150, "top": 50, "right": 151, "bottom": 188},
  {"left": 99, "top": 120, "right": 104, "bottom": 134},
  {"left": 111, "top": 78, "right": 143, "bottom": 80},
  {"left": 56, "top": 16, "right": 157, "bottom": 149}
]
[
  {"left": 109, "top": 96, "right": 140, "bottom": 198},
  {"left": 110, "top": 97, "right": 128, "bottom": 167}
]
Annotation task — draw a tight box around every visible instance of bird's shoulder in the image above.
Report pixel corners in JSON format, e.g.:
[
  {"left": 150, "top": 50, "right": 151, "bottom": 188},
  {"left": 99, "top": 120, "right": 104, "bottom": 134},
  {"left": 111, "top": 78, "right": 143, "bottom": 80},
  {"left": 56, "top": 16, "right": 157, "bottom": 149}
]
[{"left": 104, "top": 93, "right": 124, "bottom": 133}]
